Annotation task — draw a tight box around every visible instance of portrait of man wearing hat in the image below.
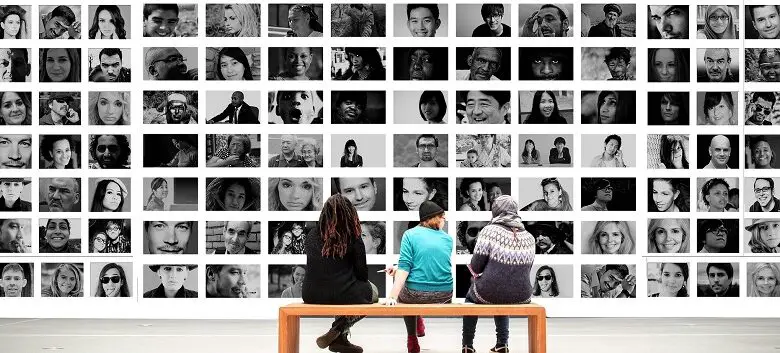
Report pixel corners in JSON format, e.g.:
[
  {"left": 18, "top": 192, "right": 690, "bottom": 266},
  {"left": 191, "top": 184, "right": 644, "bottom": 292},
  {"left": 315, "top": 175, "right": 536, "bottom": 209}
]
[
  {"left": 39, "top": 93, "right": 80, "bottom": 125},
  {"left": 746, "top": 218, "right": 780, "bottom": 253},
  {"left": 758, "top": 48, "right": 780, "bottom": 82},
  {"left": 526, "top": 221, "right": 573, "bottom": 255},
  {"left": 588, "top": 4, "right": 622, "bottom": 37},
  {"left": 0, "top": 177, "right": 31, "bottom": 211},
  {"left": 582, "top": 179, "right": 613, "bottom": 211},
  {"left": 144, "top": 47, "right": 197, "bottom": 81},
  {"left": 143, "top": 264, "right": 198, "bottom": 298}
]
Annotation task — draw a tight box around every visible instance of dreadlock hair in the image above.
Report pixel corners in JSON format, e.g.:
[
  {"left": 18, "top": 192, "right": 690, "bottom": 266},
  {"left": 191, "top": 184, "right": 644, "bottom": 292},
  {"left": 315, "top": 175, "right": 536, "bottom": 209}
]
[{"left": 319, "top": 194, "right": 362, "bottom": 258}]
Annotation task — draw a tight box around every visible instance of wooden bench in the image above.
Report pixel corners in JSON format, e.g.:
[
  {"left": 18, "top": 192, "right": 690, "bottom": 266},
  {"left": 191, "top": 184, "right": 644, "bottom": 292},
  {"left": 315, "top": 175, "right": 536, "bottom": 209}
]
[{"left": 278, "top": 303, "right": 546, "bottom": 353}]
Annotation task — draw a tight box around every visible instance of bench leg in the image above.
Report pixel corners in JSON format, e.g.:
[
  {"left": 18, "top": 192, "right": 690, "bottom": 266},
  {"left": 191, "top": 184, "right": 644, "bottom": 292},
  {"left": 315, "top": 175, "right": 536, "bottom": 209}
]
[
  {"left": 527, "top": 315, "right": 547, "bottom": 353},
  {"left": 278, "top": 313, "right": 300, "bottom": 353}
]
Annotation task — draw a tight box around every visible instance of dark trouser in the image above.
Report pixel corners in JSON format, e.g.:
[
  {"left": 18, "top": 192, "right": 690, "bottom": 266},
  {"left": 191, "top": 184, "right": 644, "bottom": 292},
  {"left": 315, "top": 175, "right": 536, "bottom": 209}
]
[
  {"left": 398, "top": 286, "right": 453, "bottom": 336},
  {"left": 330, "top": 281, "right": 379, "bottom": 335},
  {"left": 461, "top": 295, "right": 509, "bottom": 347}
]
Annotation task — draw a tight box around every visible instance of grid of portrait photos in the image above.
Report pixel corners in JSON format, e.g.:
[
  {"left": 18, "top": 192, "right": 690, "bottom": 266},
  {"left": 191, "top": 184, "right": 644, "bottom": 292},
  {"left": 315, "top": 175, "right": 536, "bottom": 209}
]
[{"left": 1, "top": 2, "right": 779, "bottom": 316}]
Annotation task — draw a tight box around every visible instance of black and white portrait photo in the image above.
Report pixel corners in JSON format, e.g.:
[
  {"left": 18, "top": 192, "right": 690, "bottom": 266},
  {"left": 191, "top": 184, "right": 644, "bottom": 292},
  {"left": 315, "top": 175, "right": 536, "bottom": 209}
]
[
  {"left": 0, "top": 218, "right": 32, "bottom": 253},
  {"left": 745, "top": 219, "right": 780, "bottom": 253},
  {"left": 393, "top": 3, "right": 447, "bottom": 37},
  {"left": 88, "top": 91, "right": 130, "bottom": 125},
  {"left": 745, "top": 92, "right": 780, "bottom": 125},
  {"left": 0, "top": 177, "right": 32, "bottom": 212},
  {"left": 697, "top": 5, "right": 739, "bottom": 39},
  {"left": 330, "top": 177, "right": 386, "bottom": 211},
  {"left": 455, "top": 47, "right": 510, "bottom": 81},
  {"left": 87, "top": 5, "right": 130, "bottom": 39},
  {"left": 142, "top": 4, "right": 197, "bottom": 37},
  {"left": 648, "top": 178, "right": 690, "bottom": 212},
  {"left": 394, "top": 134, "right": 448, "bottom": 168},
  {"left": 39, "top": 218, "right": 81, "bottom": 253},
  {"left": 88, "top": 177, "right": 130, "bottom": 213},
  {"left": 143, "top": 90, "right": 197, "bottom": 124},
  {"left": 360, "top": 221, "right": 386, "bottom": 255},
  {"left": 39, "top": 5, "right": 81, "bottom": 39},
  {"left": 518, "top": 177, "right": 574, "bottom": 212},
  {"left": 267, "top": 4, "right": 323, "bottom": 37},
  {"left": 87, "top": 48, "right": 131, "bottom": 82},
  {"left": 747, "top": 135, "right": 780, "bottom": 169},
  {"left": 143, "top": 134, "right": 197, "bottom": 168},
  {"left": 696, "top": 262, "right": 739, "bottom": 297},
  {"left": 331, "top": 134, "right": 385, "bottom": 168},
  {"left": 0, "top": 48, "right": 29, "bottom": 82},
  {"left": 456, "top": 178, "right": 510, "bottom": 212},
  {"left": 581, "top": 221, "right": 636, "bottom": 255},
  {"left": 206, "top": 47, "right": 261, "bottom": 81},
  {"left": 647, "top": 134, "right": 690, "bottom": 169},
  {"left": 143, "top": 221, "right": 197, "bottom": 255},
  {"left": 647, "top": 5, "right": 689, "bottom": 39},
  {"left": 582, "top": 4, "right": 636, "bottom": 37},
  {"left": 38, "top": 178, "right": 82, "bottom": 213},
  {"left": 582, "top": 134, "right": 635, "bottom": 168},
  {"left": 0, "top": 134, "right": 30, "bottom": 169},
  {"left": 331, "top": 4, "right": 385, "bottom": 37},
  {"left": 206, "top": 4, "right": 261, "bottom": 37},
  {"left": 393, "top": 47, "right": 448, "bottom": 81},
  {"left": 697, "top": 134, "right": 738, "bottom": 169},
  {"left": 268, "top": 177, "right": 323, "bottom": 212},
  {"left": 647, "top": 262, "right": 689, "bottom": 297},
  {"left": 746, "top": 48, "right": 780, "bottom": 82},
  {"left": 456, "top": 4, "right": 511, "bottom": 37},
  {"left": 696, "top": 177, "right": 739, "bottom": 213},
  {"left": 648, "top": 92, "right": 689, "bottom": 125},
  {"left": 580, "top": 178, "right": 636, "bottom": 211},
  {"left": 142, "top": 264, "right": 198, "bottom": 298},
  {"left": 40, "top": 48, "right": 80, "bottom": 82},
  {"left": 143, "top": 47, "right": 198, "bottom": 81},
  {"left": 0, "top": 5, "right": 32, "bottom": 39},
  {"left": 268, "top": 47, "right": 323, "bottom": 81},
  {"left": 746, "top": 5, "right": 780, "bottom": 39},
  {"left": 41, "top": 263, "right": 84, "bottom": 297},
  {"left": 518, "top": 47, "right": 573, "bottom": 81},
  {"left": 206, "top": 221, "right": 261, "bottom": 255},
  {"left": 581, "top": 264, "right": 636, "bottom": 298},
  {"left": 39, "top": 92, "right": 81, "bottom": 126},
  {"left": 206, "top": 90, "right": 259, "bottom": 124},
  {"left": 456, "top": 91, "right": 510, "bottom": 124},
  {"left": 394, "top": 91, "right": 447, "bottom": 124},
  {"left": 91, "top": 262, "right": 132, "bottom": 298},
  {"left": 517, "top": 134, "right": 572, "bottom": 167},
  {"left": 205, "top": 264, "right": 262, "bottom": 298},
  {"left": 455, "top": 220, "right": 488, "bottom": 254},
  {"left": 520, "top": 90, "right": 573, "bottom": 124},
  {"left": 696, "top": 219, "right": 739, "bottom": 253},
  {"left": 530, "top": 264, "right": 573, "bottom": 298},
  {"left": 697, "top": 91, "right": 737, "bottom": 125},
  {"left": 697, "top": 48, "right": 739, "bottom": 82},
  {"left": 0, "top": 91, "right": 32, "bottom": 125},
  {"left": 0, "top": 263, "right": 33, "bottom": 297},
  {"left": 745, "top": 262, "right": 780, "bottom": 297},
  {"left": 268, "top": 265, "right": 306, "bottom": 298},
  {"left": 581, "top": 47, "right": 636, "bottom": 81},
  {"left": 331, "top": 47, "right": 386, "bottom": 81},
  {"left": 268, "top": 134, "right": 324, "bottom": 168},
  {"left": 268, "top": 221, "right": 314, "bottom": 254},
  {"left": 648, "top": 48, "right": 690, "bottom": 82},
  {"left": 88, "top": 219, "right": 130, "bottom": 254},
  {"left": 647, "top": 218, "right": 691, "bottom": 254},
  {"left": 456, "top": 134, "right": 510, "bottom": 168},
  {"left": 745, "top": 177, "right": 780, "bottom": 212},
  {"left": 581, "top": 91, "right": 636, "bottom": 124},
  {"left": 205, "top": 134, "right": 261, "bottom": 168},
  {"left": 269, "top": 91, "right": 323, "bottom": 124},
  {"left": 142, "top": 177, "right": 198, "bottom": 212},
  {"left": 518, "top": 4, "right": 572, "bottom": 37},
  {"left": 331, "top": 91, "right": 385, "bottom": 124},
  {"left": 393, "top": 177, "right": 448, "bottom": 212},
  {"left": 206, "top": 178, "right": 262, "bottom": 212}
]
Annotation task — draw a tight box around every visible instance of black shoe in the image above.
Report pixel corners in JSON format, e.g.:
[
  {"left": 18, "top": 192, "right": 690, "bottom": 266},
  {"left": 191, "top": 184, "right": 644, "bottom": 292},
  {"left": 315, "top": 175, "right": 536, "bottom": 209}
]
[
  {"left": 328, "top": 333, "right": 363, "bottom": 353},
  {"left": 489, "top": 345, "right": 508, "bottom": 353},
  {"left": 316, "top": 328, "right": 341, "bottom": 349}
]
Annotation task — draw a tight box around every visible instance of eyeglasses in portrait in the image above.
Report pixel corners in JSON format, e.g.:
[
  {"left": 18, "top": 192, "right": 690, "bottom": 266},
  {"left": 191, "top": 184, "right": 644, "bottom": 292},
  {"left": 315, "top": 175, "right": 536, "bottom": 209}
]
[
  {"left": 530, "top": 264, "right": 573, "bottom": 298},
  {"left": 580, "top": 178, "right": 636, "bottom": 211},
  {"left": 744, "top": 177, "right": 780, "bottom": 212},
  {"left": 39, "top": 91, "right": 81, "bottom": 126},
  {"left": 88, "top": 134, "right": 130, "bottom": 169},
  {"left": 394, "top": 134, "right": 448, "bottom": 168},
  {"left": 88, "top": 219, "right": 130, "bottom": 254},
  {"left": 143, "top": 47, "right": 198, "bottom": 81},
  {"left": 91, "top": 262, "right": 132, "bottom": 298},
  {"left": 696, "top": 218, "right": 739, "bottom": 253},
  {"left": 269, "top": 221, "right": 314, "bottom": 254}
]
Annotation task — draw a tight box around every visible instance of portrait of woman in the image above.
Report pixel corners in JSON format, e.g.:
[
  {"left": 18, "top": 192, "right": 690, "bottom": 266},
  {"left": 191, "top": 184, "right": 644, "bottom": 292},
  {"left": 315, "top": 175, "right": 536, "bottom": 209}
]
[
  {"left": 749, "top": 135, "right": 776, "bottom": 169},
  {"left": 532, "top": 266, "right": 559, "bottom": 298},
  {"left": 521, "top": 178, "right": 573, "bottom": 211},
  {"left": 336, "top": 47, "right": 386, "bottom": 81},
  {"left": 91, "top": 232, "right": 107, "bottom": 253},
  {"left": 747, "top": 219, "right": 780, "bottom": 253},
  {"left": 360, "top": 221, "right": 386, "bottom": 255},
  {"left": 458, "top": 178, "right": 487, "bottom": 211},
  {"left": 90, "top": 178, "right": 128, "bottom": 212},
  {"left": 649, "top": 92, "right": 689, "bottom": 125},
  {"left": 299, "top": 138, "right": 322, "bottom": 167},
  {"left": 699, "top": 178, "right": 736, "bottom": 212},
  {"left": 340, "top": 139, "right": 363, "bottom": 167},
  {"left": 1, "top": 5, "right": 29, "bottom": 39},
  {"left": 88, "top": 5, "right": 126, "bottom": 39},
  {"left": 96, "top": 219, "right": 130, "bottom": 253},
  {"left": 649, "top": 263, "right": 689, "bottom": 297},
  {"left": 206, "top": 177, "right": 262, "bottom": 211},
  {"left": 523, "top": 91, "right": 567, "bottom": 124},
  {"left": 94, "top": 262, "right": 130, "bottom": 297},
  {"left": 206, "top": 134, "right": 258, "bottom": 168},
  {"left": 584, "top": 221, "right": 635, "bottom": 254},
  {"left": 143, "top": 265, "right": 198, "bottom": 298},
  {"left": 271, "top": 221, "right": 307, "bottom": 255},
  {"left": 418, "top": 90, "right": 446, "bottom": 124},
  {"left": 286, "top": 5, "right": 323, "bottom": 37},
  {"left": 701, "top": 92, "right": 736, "bottom": 125},
  {"left": 40, "top": 48, "right": 80, "bottom": 82},
  {"left": 144, "top": 178, "right": 168, "bottom": 211},
  {"left": 659, "top": 135, "right": 689, "bottom": 169},
  {"left": 40, "top": 135, "right": 77, "bottom": 169},
  {"left": 270, "top": 47, "right": 317, "bottom": 80},
  {"left": 648, "top": 48, "right": 689, "bottom": 82},
  {"left": 393, "top": 177, "right": 448, "bottom": 211},
  {"left": 268, "top": 177, "right": 323, "bottom": 211},
  {"left": 41, "top": 263, "right": 83, "bottom": 297},
  {"left": 649, "top": 178, "right": 689, "bottom": 212},
  {"left": 521, "top": 139, "right": 542, "bottom": 165},
  {"left": 595, "top": 91, "right": 625, "bottom": 124},
  {"left": 281, "top": 265, "right": 306, "bottom": 298},
  {"left": 748, "top": 263, "right": 780, "bottom": 297},
  {"left": 697, "top": 219, "right": 737, "bottom": 253},
  {"left": 220, "top": 4, "right": 260, "bottom": 37},
  {"left": 212, "top": 47, "right": 253, "bottom": 81},
  {"left": 697, "top": 5, "right": 737, "bottom": 39},
  {"left": 88, "top": 91, "right": 129, "bottom": 125},
  {"left": 0, "top": 92, "right": 31, "bottom": 125},
  {"left": 647, "top": 218, "right": 691, "bottom": 253}
]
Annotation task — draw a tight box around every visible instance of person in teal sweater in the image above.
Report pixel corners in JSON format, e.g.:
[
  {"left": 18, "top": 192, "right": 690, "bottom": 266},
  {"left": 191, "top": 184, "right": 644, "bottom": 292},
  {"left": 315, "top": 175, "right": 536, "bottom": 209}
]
[{"left": 384, "top": 200, "right": 452, "bottom": 353}]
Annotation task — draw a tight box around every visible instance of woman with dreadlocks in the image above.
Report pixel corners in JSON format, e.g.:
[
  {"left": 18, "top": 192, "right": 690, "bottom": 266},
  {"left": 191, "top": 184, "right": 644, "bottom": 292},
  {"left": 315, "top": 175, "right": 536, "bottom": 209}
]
[{"left": 302, "top": 194, "right": 378, "bottom": 353}]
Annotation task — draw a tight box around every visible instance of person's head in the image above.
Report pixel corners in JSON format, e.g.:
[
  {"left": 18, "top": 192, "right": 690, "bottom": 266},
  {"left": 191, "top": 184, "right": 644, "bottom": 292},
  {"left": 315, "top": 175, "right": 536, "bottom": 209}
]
[
  {"left": 89, "top": 5, "right": 126, "bottom": 39},
  {"left": 530, "top": 91, "right": 561, "bottom": 122},
  {"left": 728, "top": 188, "right": 739, "bottom": 208},
  {"left": 750, "top": 5, "right": 780, "bottom": 39},
  {"left": 527, "top": 48, "right": 567, "bottom": 80},
  {"left": 0, "top": 92, "right": 31, "bottom": 125},
  {"left": 92, "top": 232, "right": 106, "bottom": 252},
  {"left": 270, "top": 177, "right": 320, "bottom": 211},
  {"left": 343, "top": 139, "right": 357, "bottom": 156},
  {"left": 656, "top": 92, "right": 682, "bottom": 124},
  {"left": 164, "top": 93, "right": 189, "bottom": 124},
  {"left": 708, "top": 135, "right": 731, "bottom": 168},
  {"left": 231, "top": 91, "right": 245, "bottom": 108},
  {"left": 298, "top": 138, "right": 319, "bottom": 165},
  {"left": 703, "top": 92, "right": 734, "bottom": 125},
  {"left": 44, "top": 218, "right": 71, "bottom": 251},
  {"left": 46, "top": 178, "right": 80, "bottom": 212},
  {"left": 0, "top": 178, "right": 26, "bottom": 202},
  {"left": 650, "top": 48, "right": 686, "bottom": 82},
  {"left": 703, "top": 6, "right": 734, "bottom": 38},
  {"left": 529, "top": 222, "right": 563, "bottom": 251},
  {"left": 47, "top": 93, "right": 73, "bottom": 120},
  {"left": 652, "top": 178, "right": 682, "bottom": 212},
  {"left": 90, "top": 135, "right": 130, "bottom": 168},
  {"left": 1, "top": 263, "right": 27, "bottom": 297},
  {"left": 465, "top": 90, "right": 510, "bottom": 124},
  {"left": 480, "top": 4, "right": 504, "bottom": 31},
  {"left": 290, "top": 265, "right": 306, "bottom": 285},
  {"left": 335, "top": 91, "right": 366, "bottom": 123},
  {"left": 754, "top": 178, "right": 775, "bottom": 208},
  {"left": 751, "top": 92, "right": 776, "bottom": 124},
  {"left": 416, "top": 134, "right": 439, "bottom": 163},
  {"left": 0, "top": 48, "right": 29, "bottom": 83},
  {"left": 660, "top": 135, "right": 688, "bottom": 169},
  {"left": 0, "top": 134, "right": 30, "bottom": 169},
  {"left": 533, "top": 266, "right": 559, "bottom": 296},
  {"left": 459, "top": 178, "right": 485, "bottom": 206},
  {"left": 419, "top": 200, "right": 446, "bottom": 230},
  {"left": 150, "top": 178, "right": 169, "bottom": 200},
  {"left": 524, "top": 139, "right": 537, "bottom": 154},
  {"left": 1, "top": 6, "right": 25, "bottom": 39},
  {"left": 605, "top": 47, "right": 631, "bottom": 80},
  {"left": 703, "top": 48, "right": 731, "bottom": 82},
  {"left": 752, "top": 136, "right": 775, "bottom": 168},
  {"left": 50, "top": 263, "right": 81, "bottom": 296},
  {"left": 554, "top": 137, "right": 566, "bottom": 151},
  {"left": 145, "top": 221, "right": 193, "bottom": 254},
  {"left": 218, "top": 178, "right": 252, "bottom": 211},
  {"left": 541, "top": 177, "right": 566, "bottom": 209},
  {"left": 222, "top": 221, "right": 253, "bottom": 254},
  {"left": 334, "top": 177, "right": 377, "bottom": 211},
  {"left": 279, "top": 134, "right": 297, "bottom": 155},
  {"left": 223, "top": 4, "right": 259, "bottom": 37},
  {"left": 465, "top": 149, "right": 478, "bottom": 164},
  {"left": 287, "top": 5, "right": 322, "bottom": 36},
  {"left": 603, "top": 4, "right": 622, "bottom": 28},
  {"left": 90, "top": 179, "right": 126, "bottom": 212},
  {"left": 402, "top": 177, "right": 438, "bottom": 211},
  {"left": 98, "top": 48, "right": 123, "bottom": 82},
  {"left": 593, "top": 179, "right": 613, "bottom": 203},
  {"left": 318, "top": 194, "right": 362, "bottom": 258},
  {"left": 225, "top": 134, "right": 251, "bottom": 158},
  {"left": 706, "top": 263, "right": 734, "bottom": 295},
  {"left": 41, "top": 48, "right": 80, "bottom": 82},
  {"left": 467, "top": 47, "right": 502, "bottom": 80},
  {"left": 145, "top": 47, "right": 189, "bottom": 80},
  {"left": 700, "top": 219, "right": 729, "bottom": 252},
  {"left": 277, "top": 90, "right": 322, "bottom": 124},
  {"left": 659, "top": 263, "right": 688, "bottom": 296},
  {"left": 418, "top": 90, "right": 446, "bottom": 123},
  {"left": 90, "top": 91, "right": 129, "bottom": 125},
  {"left": 759, "top": 48, "right": 780, "bottom": 82},
  {"left": 143, "top": 4, "right": 179, "bottom": 37},
  {"left": 345, "top": 47, "right": 382, "bottom": 73},
  {"left": 406, "top": 4, "right": 440, "bottom": 37},
  {"left": 486, "top": 183, "right": 503, "bottom": 206},
  {"left": 589, "top": 221, "right": 634, "bottom": 254},
  {"left": 597, "top": 91, "right": 619, "bottom": 124},
  {"left": 535, "top": 4, "right": 569, "bottom": 37},
  {"left": 748, "top": 219, "right": 780, "bottom": 253},
  {"left": 207, "top": 264, "right": 248, "bottom": 298},
  {"left": 599, "top": 265, "right": 629, "bottom": 292},
  {"left": 603, "top": 135, "right": 621, "bottom": 157},
  {"left": 649, "top": 5, "right": 688, "bottom": 39},
  {"left": 104, "top": 220, "right": 122, "bottom": 243},
  {"left": 360, "top": 221, "right": 385, "bottom": 255},
  {"left": 152, "top": 265, "right": 193, "bottom": 292},
  {"left": 702, "top": 178, "right": 730, "bottom": 211},
  {"left": 42, "top": 6, "right": 75, "bottom": 39},
  {"left": 216, "top": 47, "right": 252, "bottom": 81},
  {"left": 284, "top": 47, "right": 313, "bottom": 78},
  {"left": 408, "top": 48, "right": 437, "bottom": 80},
  {"left": 648, "top": 218, "right": 690, "bottom": 253},
  {"left": 0, "top": 218, "right": 21, "bottom": 250},
  {"left": 751, "top": 263, "right": 780, "bottom": 297},
  {"left": 95, "top": 263, "right": 129, "bottom": 297}
]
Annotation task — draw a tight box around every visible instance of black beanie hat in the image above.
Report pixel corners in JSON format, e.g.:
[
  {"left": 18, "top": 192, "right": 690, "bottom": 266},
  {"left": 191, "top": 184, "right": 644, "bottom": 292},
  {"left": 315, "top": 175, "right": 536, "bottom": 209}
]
[{"left": 418, "top": 200, "right": 444, "bottom": 221}]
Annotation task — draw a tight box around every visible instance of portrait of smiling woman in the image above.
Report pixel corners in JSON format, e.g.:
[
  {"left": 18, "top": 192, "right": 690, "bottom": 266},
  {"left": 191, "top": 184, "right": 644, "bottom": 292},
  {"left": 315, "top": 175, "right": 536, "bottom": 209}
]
[
  {"left": 40, "top": 135, "right": 79, "bottom": 169},
  {"left": 648, "top": 262, "right": 689, "bottom": 297},
  {"left": 206, "top": 3, "right": 261, "bottom": 37},
  {"left": 582, "top": 221, "right": 636, "bottom": 255},
  {"left": 648, "top": 218, "right": 690, "bottom": 254},
  {"left": 0, "top": 91, "right": 32, "bottom": 125},
  {"left": 39, "top": 48, "right": 80, "bottom": 82},
  {"left": 208, "top": 47, "right": 257, "bottom": 81},
  {"left": 41, "top": 263, "right": 84, "bottom": 297},
  {"left": 93, "top": 262, "right": 131, "bottom": 297},
  {"left": 648, "top": 178, "right": 689, "bottom": 212},
  {"left": 747, "top": 262, "right": 780, "bottom": 297},
  {"left": 89, "top": 178, "right": 129, "bottom": 213},
  {"left": 392, "top": 177, "right": 448, "bottom": 211}
]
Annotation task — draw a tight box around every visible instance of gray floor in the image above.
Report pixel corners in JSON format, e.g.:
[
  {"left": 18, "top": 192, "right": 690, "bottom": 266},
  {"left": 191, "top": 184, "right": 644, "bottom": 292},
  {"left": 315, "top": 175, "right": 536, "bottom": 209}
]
[{"left": 0, "top": 317, "right": 778, "bottom": 353}]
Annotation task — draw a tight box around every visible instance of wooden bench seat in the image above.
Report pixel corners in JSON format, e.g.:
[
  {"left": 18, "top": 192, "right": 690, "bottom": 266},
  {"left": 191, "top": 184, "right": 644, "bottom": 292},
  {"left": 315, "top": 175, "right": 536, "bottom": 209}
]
[{"left": 278, "top": 303, "right": 546, "bottom": 353}]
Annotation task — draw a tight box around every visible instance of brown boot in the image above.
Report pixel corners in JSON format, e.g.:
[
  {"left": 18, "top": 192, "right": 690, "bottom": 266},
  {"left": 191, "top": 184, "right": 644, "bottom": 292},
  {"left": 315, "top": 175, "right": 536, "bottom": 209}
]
[
  {"left": 316, "top": 327, "right": 341, "bottom": 349},
  {"left": 328, "top": 333, "right": 363, "bottom": 353}
]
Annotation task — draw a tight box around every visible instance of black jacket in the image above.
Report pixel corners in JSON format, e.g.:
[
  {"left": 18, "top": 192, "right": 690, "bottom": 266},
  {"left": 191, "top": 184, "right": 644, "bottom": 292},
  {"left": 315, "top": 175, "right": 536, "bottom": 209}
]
[
  {"left": 0, "top": 197, "right": 32, "bottom": 211},
  {"left": 549, "top": 147, "right": 571, "bottom": 164},
  {"left": 302, "top": 227, "right": 373, "bottom": 304},
  {"left": 209, "top": 102, "right": 258, "bottom": 124},
  {"left": 143, "top": 284, "right": 198, "bottom": 298},
  {"left": 588, "top": 21, "right": 621, "bottom": 37}
]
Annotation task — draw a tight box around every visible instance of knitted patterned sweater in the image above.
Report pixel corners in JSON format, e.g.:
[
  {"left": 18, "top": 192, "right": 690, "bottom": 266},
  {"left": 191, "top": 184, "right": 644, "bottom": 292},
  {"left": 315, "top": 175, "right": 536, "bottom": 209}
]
[{"left": 467, "top": 196, "right": 536, "bottom": 304}]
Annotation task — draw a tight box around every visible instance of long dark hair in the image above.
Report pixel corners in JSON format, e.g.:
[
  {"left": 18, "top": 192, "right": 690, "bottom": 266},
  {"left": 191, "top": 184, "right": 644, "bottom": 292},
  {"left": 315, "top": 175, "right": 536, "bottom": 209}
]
[
  {"left": 532, "top": 265, "right": 559, "bottom": 297},
  {"left": 215, "top": 47, "right": 253, "bottom": 80},
  {"left": 648, "top": 48, "right": 689, "bottom": 82},
  {"left": 91, "top": 179, "right": 125, "bottom": 212},
  {"left": 343, "top": 139, "right": 357, "bottom": 156},
  {"left": 1, "top": 6, "right": 27, "bottom": 39},
  {"left": 94, "top": 262, "right": 131, "bottom": 297},
  {"left": 418, "top": 90, "right": 447, "bottom": 122},
  {"left": 526, "top": 91, "right": 562, "bottom": 123},
  {"left": 660, "top": 135, "right": 689, "bottom": 169},
  {"left": 88, "top": 5, "right": 127, "bottom": 39},
  {"left": 319, "top": 194, "right": 362, "bottom": 258},
  {"left": 522, "top": 139, "right": 540, "bottom": 160}
]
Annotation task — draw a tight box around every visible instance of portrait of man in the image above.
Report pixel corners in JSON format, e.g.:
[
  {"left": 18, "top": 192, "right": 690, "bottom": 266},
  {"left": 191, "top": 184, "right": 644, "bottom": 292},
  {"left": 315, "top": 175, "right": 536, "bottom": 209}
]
[
  {"left": 144, "top": 221, "right": 195, "bottom": 254},
  {"left": 143, "top": 264, "right": 198, "bottom": 298},
  {"left": 411, "top": 134, "right": 446, "bottom": 167},
  {"left": 333, "top": 177, "right": 380, "bottom": 211},
  {"left": 471, "top": 4, "right": 510, "bottom": 37},
  {"left": 207, "top": 91, "right": 257, "bottom": 124},
  {"left": 750, "top": 178, "right": 780, "bottom": 212},
  {"left": 143, "top": 4, "right": 180, "bottom": 37},
  {"left": 206, "top": 264, "right": 249, "bottom": 298},
  {"left": 0, "top": 178, "right": 31, "bottom": 212},
  {"left": 648, "top": 5, "right": 689, "bottom": 39},
  {"left": 456, "top": 47, "right": 503, "bottom": 81},
  {"left": 88, "top": 48, "right": 131, "bottom": 82},
  {"left": 406, "top": 4, "right": 441, "bottom": 37},
  {"left": 588, "top": 4, "right": 622, "bottom": 37},
  {"left": 212, "top": 221, "right": 257, "bottom": 254},
  {"left": 703, "top": 135, "right": 732, "bottom": 169},
  {"left": 40, "top": 218, "right": 79, "bottom": 253},
  {"left": 581, "top": 265, "right": 636, "bottom": 298},
  {"left": 0, "top": 134, "right": 31, "bottom": 169},
  {"left": 0, "top": 263, "right": 29, "bottom": 297},
  {"left": 40, "top": 5, "right": 81, "bottom": 39},
  {"left": 604, "top": 47, "right": 633, "bottom": 80},
  {"left": 268, "top": 134, "right": 304, "bottom": 167},
  {"left": 697, "top": 263, "right": 739, "bottom": 297},
  {"left": 40, "top": 93, "right": 80, "bottom": 126},
  {"left": 519, "top": 47, "right": 573, "bottom": 80},
  {"left": 144, "top": 47, "right": 197, "bottom": 80},
  {"left": 582, "top": 179, "right": 613, "bottom": 211},
  {"left": 41, "top": 178, "right": 80, "bottom": 213},
  {"left": 698, "top": 48, "right": 737, "bottom": 82},
  {"left": 0, "top": 48, "right": 31, "bottom": 82},
  {"left": 395, "top": 47, "right": 447, "bottom": 81},
  {"left": 270, "top": 91, "right": 322, "bottom": 124},
  {"left": 0, "top": 219, "right": 27, "bottom": 253},
  {"left": 332, "top": 91, "right": 367, "bottom": 124},
  {"left": 460, "top": 91, "right": 510, "bottom": 124},
  {"left": 748, "top": 5, "right": 780, "bottom": 39},
  {"left": 747, "top": 92, "right": 776, "bottom": 125},
  {"left": 697, "top": 219, "right": 734, "bottom": 253},
  {"left": 89, "top": 134, "right": 130, "bottom": 169},
  {"left": 520, "top": 4, "right": 569, "bottom": 37},
  {"left": 526, "top": 221, "right": 573, "bottom": 255}
]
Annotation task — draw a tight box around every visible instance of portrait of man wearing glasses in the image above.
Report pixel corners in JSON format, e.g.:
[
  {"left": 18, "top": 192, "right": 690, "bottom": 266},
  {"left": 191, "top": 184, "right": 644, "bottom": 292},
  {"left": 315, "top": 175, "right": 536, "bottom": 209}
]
[
  {"left": 410, "top": 134, "right": 446, "bottom": 168},
  {"left": 89, "top": 134, "right": 130, "bottom": 169},
  {"left": 144, "top": 47, "right": 197, "bottom": 81},
  {"left": 581, "top": 179, "right": 613, "bottom": 211},
  {"left": 697, "top": 219, "right": 736, "bottom": 254},
  {"left": 471, "top": 4, "right": 510, "bottom": 37},
  {"left": 747, "top": 92, "right": 776, "bottom": 126},
  {"left": 750, "top": 178, "right": 780, "bottom": 212}
]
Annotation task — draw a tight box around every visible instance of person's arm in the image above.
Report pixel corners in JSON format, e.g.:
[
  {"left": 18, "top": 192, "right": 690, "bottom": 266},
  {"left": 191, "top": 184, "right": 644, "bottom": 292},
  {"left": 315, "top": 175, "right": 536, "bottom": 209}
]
[
  {"left": 385, "top": 231, "right": 414, "bottom": 304},
  {"left": 562, "top": 148, "right": 571, "bottom": 164},
  {"left": 580, "top": 272, "right": 594, "bottom": 298},
  {"left": 340, "top": 156, "right": 347, "bottom": 167},
  {"left": 206, "top": 156, "right": 227, "bottom": 167},
  {"left": 468, "top": 229, "right": 492, "bottom": 274},
  {"left": 353, "top": 238, "right": 369, "bottom": 282},
  {"left": 209, "top": 106, "right": 231, "bottom": 123},
  {"left": 385, "top": 268, "right": 409, "bottom": 305},
  {"left": 166, "top": 153, "right": 179, "bottom": 167},
  {"left": 356, "top": 155, "right": 363, "bottom": 167}
]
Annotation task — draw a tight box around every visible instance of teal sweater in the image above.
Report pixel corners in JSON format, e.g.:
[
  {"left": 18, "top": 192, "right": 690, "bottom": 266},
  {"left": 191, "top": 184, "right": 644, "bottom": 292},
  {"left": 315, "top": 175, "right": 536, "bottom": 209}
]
[{"left": 398, "top": 226, "right": 453, "bottom": 292}]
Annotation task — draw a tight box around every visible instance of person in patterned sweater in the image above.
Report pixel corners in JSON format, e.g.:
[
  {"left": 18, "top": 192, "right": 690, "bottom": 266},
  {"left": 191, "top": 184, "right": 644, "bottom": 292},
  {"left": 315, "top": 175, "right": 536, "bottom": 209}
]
[{"left": 461, "top": 195, "right": 535, "bottom": 353}]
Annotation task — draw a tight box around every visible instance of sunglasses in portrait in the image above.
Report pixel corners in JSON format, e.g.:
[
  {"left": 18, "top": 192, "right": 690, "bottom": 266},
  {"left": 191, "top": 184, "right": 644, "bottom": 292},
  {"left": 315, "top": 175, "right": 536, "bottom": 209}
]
[
  {"left": 537, "top": 275, "right": 552, "bottom": 281},
  {"left": 96, "top": 145, "right": 120, "bottom": 153},
  {"left": 100, "top": 275, "right": 121, "bottom": 284}
]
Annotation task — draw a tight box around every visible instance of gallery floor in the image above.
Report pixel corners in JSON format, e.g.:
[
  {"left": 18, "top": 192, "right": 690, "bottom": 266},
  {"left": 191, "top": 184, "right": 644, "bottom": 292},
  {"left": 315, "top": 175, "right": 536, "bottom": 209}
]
[{"left": 0, "top": 317, "right": 776, "bottom": 353}]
